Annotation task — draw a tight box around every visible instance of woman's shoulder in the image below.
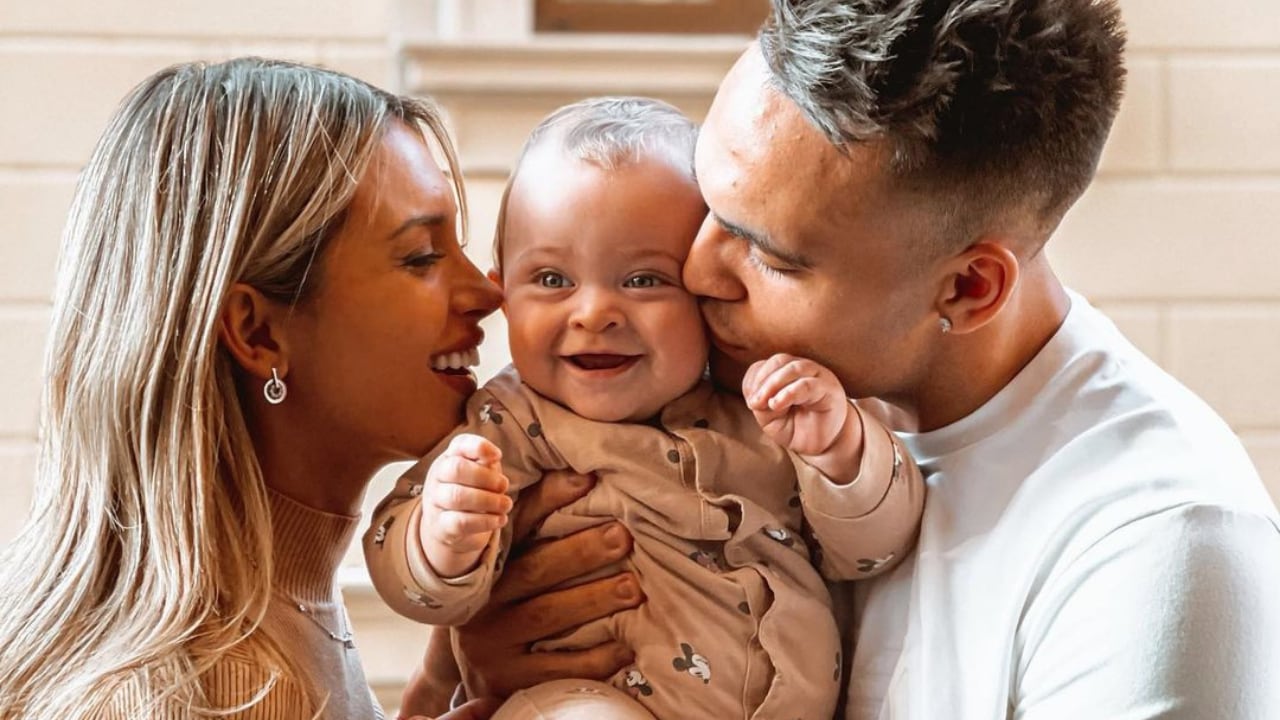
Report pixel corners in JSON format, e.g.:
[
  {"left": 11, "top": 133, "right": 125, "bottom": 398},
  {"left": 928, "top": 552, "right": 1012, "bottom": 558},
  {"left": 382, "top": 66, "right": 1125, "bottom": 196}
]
[{"left": 93, "top": 649, "right": 310, "bottom": 719}]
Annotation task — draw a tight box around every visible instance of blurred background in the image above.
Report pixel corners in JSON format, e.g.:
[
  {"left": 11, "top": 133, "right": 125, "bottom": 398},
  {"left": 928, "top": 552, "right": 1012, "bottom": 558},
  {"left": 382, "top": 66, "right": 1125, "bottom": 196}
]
[{"left": 1, "top": 0, "right": 1277, "bottom": 709}]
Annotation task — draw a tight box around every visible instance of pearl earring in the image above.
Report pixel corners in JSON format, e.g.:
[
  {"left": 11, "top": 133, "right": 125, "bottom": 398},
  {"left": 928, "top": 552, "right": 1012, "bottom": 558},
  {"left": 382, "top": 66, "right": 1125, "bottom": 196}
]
[
  {"left": 263, "top": 368, "right": 288, "bottom": 405},
  {"left": 939, "top": 317, "right": 953, "bottom": 334}
]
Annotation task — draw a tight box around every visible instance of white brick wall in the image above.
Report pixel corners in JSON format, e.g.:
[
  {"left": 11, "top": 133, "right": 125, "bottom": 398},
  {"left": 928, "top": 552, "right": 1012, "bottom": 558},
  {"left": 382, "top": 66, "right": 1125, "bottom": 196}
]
[{"left": 1, "top": 0, "right": 1278, "bottom": 707}]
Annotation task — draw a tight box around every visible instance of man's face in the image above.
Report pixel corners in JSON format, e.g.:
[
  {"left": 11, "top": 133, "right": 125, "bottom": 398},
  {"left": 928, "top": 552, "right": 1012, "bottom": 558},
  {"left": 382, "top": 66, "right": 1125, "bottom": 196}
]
[{"left": 685, "top": 46, "right": 948, "bottom": 403}]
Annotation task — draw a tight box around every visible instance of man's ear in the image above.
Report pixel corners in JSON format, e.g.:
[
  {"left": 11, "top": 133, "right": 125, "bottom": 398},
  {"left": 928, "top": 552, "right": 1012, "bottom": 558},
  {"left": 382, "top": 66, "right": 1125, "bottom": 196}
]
[
  {"left": 934, "top": 240, "right": 1019, "bottom": 335},
  {"left": 218, "top": 282, "right": 291, "bottom": 381}
]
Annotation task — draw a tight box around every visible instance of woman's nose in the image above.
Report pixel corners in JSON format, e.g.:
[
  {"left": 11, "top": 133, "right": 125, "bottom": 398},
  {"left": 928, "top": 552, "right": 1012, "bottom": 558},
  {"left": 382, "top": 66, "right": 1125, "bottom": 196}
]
[
  {"left": 683, "top": 215, "right": 746, "bottom": 302},
  {"left": 453, "top": 259, "right": 503, "bottom": 320}
]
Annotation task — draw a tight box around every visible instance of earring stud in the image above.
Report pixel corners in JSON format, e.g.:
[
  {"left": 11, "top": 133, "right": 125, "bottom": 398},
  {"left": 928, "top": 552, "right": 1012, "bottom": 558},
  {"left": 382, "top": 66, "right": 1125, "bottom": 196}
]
[
  {"left": 264, "top": 368, "right": 287, "bottom": 405},
  {"left": 939, "top": 317, "right": 953, "bottom": 334}
]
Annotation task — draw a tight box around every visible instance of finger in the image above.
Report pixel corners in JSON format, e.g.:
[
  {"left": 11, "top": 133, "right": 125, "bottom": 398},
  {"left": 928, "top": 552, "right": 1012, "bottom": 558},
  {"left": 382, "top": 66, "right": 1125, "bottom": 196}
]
[
  {"left": 430, "top": 482, "right": 514, "bottom": 515},
  {"left": 435, "top": 509, "right": 507, "bottom": 541},
  {"left": 768, "top": 376, "right": 827, "bottom": 411},
  {"left": 433, "top": 455, "right": 510, "bottom": 493},
  {"left": 492, "top": 522, "right": 632, "bottom": 605},
  {"left": 427, "top": 697, "right": 504, "bottom": 720},
  {"left": 509, "top": 470, "right": 595, "bottom": 542},
  {"left": 741, "top": 353, "right": 797, "bottom": 405},
  {"left": 749, "top": 358, "right": 819, "bottom": 407},
  {"left": 482, "top": 642, "right": 635, "bottom": 698},
  {"left": 447, "top": 433, "right": 504, "bottom": 467},
  {"left": 485, "top": 572, "right": 643, "bottom": 645}
]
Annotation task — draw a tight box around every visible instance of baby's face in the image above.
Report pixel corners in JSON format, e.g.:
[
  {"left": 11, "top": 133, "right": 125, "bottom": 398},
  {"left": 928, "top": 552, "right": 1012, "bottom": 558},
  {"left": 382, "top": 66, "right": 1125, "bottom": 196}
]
[{"left": 498, "top": 150, "right": 709, "bottom": 422}]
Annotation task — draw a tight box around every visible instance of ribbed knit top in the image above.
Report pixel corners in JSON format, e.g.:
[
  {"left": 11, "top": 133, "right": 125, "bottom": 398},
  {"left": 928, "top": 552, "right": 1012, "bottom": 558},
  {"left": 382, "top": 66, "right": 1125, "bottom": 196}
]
[{"left": 94, "top": 489, "right": 385, "bottom": 719}]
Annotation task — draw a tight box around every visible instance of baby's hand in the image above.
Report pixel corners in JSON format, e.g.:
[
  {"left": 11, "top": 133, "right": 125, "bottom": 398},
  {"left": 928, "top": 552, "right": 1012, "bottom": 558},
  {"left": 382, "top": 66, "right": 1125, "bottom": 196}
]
[
  {"left": 744, "top": 354, "right": 848, "bottom": 455},
  {"left": 743, "top": 354, "right": 860, "bottom": 472},
  {"left": 419, "top": 434, "right": 513, "bottom": 578}
]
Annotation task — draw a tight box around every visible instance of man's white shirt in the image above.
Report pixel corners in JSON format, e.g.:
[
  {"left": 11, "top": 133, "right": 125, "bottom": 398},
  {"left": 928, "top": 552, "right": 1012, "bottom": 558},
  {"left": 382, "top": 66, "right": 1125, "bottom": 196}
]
[{"left": 844, "top": 291, "right": 1280, "bottom": 719}]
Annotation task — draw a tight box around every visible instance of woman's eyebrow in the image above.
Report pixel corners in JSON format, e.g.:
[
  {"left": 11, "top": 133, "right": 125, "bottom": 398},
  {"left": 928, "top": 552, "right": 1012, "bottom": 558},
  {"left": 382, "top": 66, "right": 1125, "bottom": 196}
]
[{"left": 387, "top": 214, "right": 447, "bottom": 241}]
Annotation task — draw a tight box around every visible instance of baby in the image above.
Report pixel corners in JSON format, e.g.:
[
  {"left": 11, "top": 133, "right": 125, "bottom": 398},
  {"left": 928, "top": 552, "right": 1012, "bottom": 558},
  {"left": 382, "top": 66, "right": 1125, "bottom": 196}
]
[{"left": 365, "top": 97, "right": 925, "bottom": 720}]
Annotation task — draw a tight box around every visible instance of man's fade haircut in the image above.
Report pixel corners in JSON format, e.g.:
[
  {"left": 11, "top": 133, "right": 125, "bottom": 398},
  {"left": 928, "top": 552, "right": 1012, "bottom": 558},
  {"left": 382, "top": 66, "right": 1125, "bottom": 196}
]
[
  {"left": 760, "top": 0, "right": 1127, "bottom": 251},
  {"left": 493, "top": 96, "right": 698, "bottom": 272}
]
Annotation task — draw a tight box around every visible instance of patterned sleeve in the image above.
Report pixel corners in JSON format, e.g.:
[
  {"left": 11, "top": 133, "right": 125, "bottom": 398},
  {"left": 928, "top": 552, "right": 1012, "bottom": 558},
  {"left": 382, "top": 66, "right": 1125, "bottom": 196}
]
[
  {"left": 362, "top": 373, "right": 565, "bottom": 626},
  {"left": 796, "top": 402, "right": 926, "bottom": 581}
]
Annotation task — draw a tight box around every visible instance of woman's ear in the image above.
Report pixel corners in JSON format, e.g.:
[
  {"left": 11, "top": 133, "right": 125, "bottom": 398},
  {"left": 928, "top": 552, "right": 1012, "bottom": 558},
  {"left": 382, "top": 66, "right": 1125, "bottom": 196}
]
[
  {"left": 934, "top": 240, "right": 1020, "bottom": 335},
  {"left": 218, "top": 283, "right": 290, "bottom": 381}
]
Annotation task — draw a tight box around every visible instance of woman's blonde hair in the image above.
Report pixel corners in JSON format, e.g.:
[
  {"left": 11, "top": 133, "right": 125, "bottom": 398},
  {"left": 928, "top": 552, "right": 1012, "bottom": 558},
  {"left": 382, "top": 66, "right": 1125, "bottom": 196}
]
[{"left": 0, "top": 57, "right": 466, "bottom": 718}]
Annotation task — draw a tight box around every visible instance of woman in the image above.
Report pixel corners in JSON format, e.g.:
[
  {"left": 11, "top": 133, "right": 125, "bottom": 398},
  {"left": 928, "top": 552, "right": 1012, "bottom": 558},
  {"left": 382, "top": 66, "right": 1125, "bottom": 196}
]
[{"left": 0, "top": 58, "right": 502, "bottom": 719}]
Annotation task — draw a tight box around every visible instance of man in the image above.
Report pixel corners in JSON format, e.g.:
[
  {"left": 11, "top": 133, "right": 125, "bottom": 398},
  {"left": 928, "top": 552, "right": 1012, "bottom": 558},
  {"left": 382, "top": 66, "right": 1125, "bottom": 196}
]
[{"left": 406, "top": 1, "right": 1280, "bottom": 717}]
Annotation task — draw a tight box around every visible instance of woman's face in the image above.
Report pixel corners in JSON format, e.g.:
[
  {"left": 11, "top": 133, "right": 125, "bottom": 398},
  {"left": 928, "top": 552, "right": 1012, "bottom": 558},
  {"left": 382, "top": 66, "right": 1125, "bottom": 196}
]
[{"left": 283, "top": 122, "right": 502, "bottom": 465}]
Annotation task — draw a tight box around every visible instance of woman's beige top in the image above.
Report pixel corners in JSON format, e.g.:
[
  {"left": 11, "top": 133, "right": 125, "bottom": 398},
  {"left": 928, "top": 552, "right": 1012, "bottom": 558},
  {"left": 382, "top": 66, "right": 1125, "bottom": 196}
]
[{"left": 95, "top": 490, "right": 384, "bottom": 719}]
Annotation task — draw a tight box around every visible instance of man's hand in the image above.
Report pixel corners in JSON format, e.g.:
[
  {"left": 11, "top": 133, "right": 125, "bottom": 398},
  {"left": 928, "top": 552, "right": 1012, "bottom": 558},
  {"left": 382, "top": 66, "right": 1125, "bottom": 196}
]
[
  {"left": 419, "top": 434, "right": 513, "bottom": 578},
  {"left": 398, "top": 470, "right": 642, "bottom": 711},
  {"left": 454, "top": 469, "right": 642, "bottom": 699},
  {"left": 744, "top": 353, "right": 865, "bottom": 481}
]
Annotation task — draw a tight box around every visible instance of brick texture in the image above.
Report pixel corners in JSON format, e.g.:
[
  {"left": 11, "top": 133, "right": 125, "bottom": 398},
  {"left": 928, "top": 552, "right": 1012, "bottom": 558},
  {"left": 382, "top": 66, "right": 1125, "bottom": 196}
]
[{"left": 2, "top": 0, "right": 1279, "bottom": 706}]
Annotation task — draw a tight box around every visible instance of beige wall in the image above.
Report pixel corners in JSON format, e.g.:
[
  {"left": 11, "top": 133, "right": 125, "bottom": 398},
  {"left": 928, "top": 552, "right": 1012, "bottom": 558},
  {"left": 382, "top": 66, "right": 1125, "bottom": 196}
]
[{"left": 1, "top": 0, "right": 1278, "bottom": 706}]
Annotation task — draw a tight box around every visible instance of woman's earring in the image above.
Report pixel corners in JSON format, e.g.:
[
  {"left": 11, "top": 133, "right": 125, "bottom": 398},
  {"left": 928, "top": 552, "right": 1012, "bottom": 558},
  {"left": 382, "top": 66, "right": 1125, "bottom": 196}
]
[
  {"left": 264, "top": 368, "right": 288, "bottom": 405},
  {"left": 939, "top": 317, "right": 953, "bottom": 334}
]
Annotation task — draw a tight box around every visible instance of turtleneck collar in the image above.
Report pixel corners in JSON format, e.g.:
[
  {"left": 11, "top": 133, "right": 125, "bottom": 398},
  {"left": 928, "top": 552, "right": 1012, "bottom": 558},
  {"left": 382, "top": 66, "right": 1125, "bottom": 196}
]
[{"left": 267, "top": 488, "right": 360, "bottom": 604}]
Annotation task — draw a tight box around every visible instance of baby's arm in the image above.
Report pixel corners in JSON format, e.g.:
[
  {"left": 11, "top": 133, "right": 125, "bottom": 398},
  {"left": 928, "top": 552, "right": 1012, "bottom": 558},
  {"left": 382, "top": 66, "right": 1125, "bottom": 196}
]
[
  {"left": 365, "top": 380, "right": 561, "bottom": 626},
  {"left": 744, "top": 353, "right": 925, "bottom": 580},
  {"left": 419, "top": 434, "right": 513, "bottom": 578}
]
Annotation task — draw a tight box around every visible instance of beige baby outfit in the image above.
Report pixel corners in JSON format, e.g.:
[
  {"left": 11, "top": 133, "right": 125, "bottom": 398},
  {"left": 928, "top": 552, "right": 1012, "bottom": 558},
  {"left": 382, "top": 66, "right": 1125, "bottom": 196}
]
[{"left": 365, "top": 367, "right": 923, "bottom": 720}]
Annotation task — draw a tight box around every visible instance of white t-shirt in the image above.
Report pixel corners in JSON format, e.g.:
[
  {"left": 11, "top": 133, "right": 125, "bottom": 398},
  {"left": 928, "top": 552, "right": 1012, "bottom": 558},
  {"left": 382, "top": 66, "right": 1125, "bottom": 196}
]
[{"left": 843, "top": 291, "right": 1280, "bottom": 719}]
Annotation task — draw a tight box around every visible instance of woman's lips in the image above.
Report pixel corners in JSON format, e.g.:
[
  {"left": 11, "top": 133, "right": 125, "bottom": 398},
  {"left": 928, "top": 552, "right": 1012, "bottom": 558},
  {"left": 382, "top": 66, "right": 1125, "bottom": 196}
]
[{"left": 433, "top": 367, "right": 477, "bottom": 395}]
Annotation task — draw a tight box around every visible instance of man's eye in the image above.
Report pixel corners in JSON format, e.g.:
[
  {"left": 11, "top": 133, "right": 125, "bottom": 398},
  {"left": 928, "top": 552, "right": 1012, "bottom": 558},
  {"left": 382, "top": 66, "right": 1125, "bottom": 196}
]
[
  {"left": 535, "top": 271, "right": 570, "bottom": 289},
  {"left": 746, "top": 250, "right": 790, "bottom": 279},
  {"left": 623, "top": 274, "right": 662, "bottom": 289}
]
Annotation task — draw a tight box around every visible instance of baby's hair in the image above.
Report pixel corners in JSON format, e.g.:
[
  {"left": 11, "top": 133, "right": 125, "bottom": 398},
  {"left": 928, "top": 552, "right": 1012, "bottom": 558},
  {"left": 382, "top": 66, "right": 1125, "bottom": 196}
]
[{"left": 493, "top": 96, "right": 698, "bottom": 272}]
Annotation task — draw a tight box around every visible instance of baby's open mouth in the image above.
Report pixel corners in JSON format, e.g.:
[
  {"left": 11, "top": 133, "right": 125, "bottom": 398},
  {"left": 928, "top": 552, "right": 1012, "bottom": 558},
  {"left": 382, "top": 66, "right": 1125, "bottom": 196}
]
[{"left": 567, "top": 354, "right": 640, "bottom": 371}]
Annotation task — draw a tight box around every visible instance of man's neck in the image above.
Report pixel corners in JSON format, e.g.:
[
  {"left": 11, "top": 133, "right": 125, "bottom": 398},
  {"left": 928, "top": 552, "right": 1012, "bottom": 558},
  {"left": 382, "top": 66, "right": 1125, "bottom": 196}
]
[{"left": 894, "top": 262, "right": 1071, "bottom": 433}]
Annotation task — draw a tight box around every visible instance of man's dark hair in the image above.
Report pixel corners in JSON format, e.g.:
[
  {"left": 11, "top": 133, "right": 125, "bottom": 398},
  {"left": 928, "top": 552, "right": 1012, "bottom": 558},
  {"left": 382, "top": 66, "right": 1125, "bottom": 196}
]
[{"left": 760, "top": 0, "right": 1126, "bottom": 248}]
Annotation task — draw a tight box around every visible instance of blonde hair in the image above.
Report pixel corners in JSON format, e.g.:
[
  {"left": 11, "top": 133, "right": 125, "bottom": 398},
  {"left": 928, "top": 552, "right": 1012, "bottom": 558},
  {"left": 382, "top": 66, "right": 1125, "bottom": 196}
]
[
  {"left": 493, "top": 96, "right": 697, "bottom": 273},
  {"left": 0, "top": 58, "right": 466, "bottom": 718}
]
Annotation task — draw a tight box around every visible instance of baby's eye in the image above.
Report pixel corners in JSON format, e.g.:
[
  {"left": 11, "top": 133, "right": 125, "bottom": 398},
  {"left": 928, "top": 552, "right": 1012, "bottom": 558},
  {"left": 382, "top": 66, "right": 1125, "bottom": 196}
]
[
  {"left": 535, "top": 271, "right": 571, "bottom": 289},
  {"left": 623, "top": 274, "right": 663, "bottom": 289}
]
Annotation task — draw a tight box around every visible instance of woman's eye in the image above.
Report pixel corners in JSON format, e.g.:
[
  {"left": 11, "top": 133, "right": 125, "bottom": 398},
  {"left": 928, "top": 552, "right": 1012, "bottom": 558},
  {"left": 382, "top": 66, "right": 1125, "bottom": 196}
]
[
  {"left": 535, "top": 271, "right": 570, "bottom": 289},
  {"left": 623, "top": 274, "right": 662, "bottom": 289},
  {"left": 403, "top": 252, "right": 445, "bottom": 269}
]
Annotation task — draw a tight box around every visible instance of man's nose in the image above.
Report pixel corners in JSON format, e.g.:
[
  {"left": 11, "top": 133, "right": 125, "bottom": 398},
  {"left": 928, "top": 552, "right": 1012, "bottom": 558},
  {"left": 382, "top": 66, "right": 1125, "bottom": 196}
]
[
  {"left": 569, "top": 286, "right": 624, "bottom": 332},
  {"left": 684, "top": 214, "right": 746, "bottom": 302}
]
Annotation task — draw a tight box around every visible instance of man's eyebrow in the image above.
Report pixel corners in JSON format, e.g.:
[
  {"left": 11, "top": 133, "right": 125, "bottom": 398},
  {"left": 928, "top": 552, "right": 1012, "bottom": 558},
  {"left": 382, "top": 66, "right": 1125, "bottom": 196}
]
[
  {"left": 388, "top": 214, "right": 447, "bottom": 241},
  {"left": 714, "top": 213, "right": 812, "bottom": 269}
]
